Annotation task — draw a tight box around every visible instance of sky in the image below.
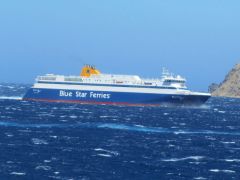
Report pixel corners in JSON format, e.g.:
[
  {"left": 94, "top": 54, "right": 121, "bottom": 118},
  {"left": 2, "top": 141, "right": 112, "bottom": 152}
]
[{"left": 0, "top": 0, "right": 239, "bottom": 91}]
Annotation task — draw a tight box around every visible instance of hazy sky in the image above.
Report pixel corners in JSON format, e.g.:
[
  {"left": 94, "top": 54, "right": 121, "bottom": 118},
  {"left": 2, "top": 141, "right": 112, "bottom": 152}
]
[{"left": 0, "top": 0, "right": 239, "bottom": 91}]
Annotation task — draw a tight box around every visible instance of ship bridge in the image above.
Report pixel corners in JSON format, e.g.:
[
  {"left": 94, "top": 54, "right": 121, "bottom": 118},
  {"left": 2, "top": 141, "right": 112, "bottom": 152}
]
[{"left": 161, "top": 68, "right": 187, "bottom": 89}]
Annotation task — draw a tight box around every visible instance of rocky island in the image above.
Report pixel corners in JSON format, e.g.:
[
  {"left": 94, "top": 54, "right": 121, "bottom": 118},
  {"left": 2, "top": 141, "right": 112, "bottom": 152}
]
[{"left": 210, "top": 64, "right": 240, "bottom": 98}]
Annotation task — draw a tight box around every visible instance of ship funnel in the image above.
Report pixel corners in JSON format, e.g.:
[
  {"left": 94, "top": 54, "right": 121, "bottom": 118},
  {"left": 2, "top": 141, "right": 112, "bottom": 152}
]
[{"left": 80, "top": 65, "right": 101, "bottom": 77}]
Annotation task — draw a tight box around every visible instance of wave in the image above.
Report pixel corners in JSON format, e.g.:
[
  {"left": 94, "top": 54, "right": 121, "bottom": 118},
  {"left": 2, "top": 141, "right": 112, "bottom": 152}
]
[
  {"left": 224, "top": 159, "right": 240, "bottom": 162},
  {"left": 96, "top": 123, "right": 240, "bottom": 136},
  {"left": 97, "top": 154, "right": 113, "bottom": 158},
  {"left": 94, "top": 148, "right": 119, "bottom": 156},
  {"left": 162, "top": 156, "right": 205, "bottom": 162},
  {"left": 10, "top": 172, "right": 26, "bottom": 176},
  {"left": 209, "top": 169, "right": 235, "bottom": 173},
  {"left": 0, "top": 96, "right": 22, "bottom": 100},
  {"left": 1, "top": 121, "right": 240, "bottom": 136}
]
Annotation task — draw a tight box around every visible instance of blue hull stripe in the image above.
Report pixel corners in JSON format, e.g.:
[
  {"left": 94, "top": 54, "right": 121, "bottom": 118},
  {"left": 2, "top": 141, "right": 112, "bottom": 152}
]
[{"left": 23, "top": 88, "right": 210, "bottom": 106}]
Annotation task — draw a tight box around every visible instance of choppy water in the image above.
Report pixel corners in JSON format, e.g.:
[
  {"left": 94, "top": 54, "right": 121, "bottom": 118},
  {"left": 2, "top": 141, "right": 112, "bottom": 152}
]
[{"left": 0, "top": 83, "right": 240, "bottom": 179}]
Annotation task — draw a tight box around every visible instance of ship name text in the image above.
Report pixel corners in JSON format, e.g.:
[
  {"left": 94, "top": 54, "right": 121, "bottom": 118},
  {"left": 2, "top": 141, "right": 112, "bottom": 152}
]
[{"left": 59, "top": 90, "right": 111, "bottom": 99}]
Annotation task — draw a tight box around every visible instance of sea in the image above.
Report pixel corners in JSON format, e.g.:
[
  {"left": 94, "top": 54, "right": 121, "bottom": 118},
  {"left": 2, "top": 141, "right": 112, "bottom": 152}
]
[{"left": 0, "top": 83, "right": 240, "bottom": 180}]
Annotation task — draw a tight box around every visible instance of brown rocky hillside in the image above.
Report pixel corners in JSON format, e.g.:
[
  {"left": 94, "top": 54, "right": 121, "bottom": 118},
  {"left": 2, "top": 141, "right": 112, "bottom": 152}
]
[{"left": 211, "top": 64, "right": 240, "bottom": 98}]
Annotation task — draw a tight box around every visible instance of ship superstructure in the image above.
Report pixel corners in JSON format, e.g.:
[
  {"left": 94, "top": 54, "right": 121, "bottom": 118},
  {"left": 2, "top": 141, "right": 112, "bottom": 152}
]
[{"left": 23, "top": 65, "right": 210, "bottom": 106}]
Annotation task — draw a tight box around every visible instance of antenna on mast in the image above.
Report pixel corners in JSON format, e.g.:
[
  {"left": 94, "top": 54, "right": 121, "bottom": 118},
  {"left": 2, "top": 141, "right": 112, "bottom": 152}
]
[{"left": 162, "top": 67, "right": 170, "bottom": 77}]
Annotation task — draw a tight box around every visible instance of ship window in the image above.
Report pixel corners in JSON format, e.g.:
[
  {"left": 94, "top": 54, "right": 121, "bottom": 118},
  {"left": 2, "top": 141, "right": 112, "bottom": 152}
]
[
  {"left": 64, "top": 77, "right": 83, "bottom": 82},
  {"left": 165, "top": 80, "right": 184, "bottom": 83},
  {"left": 39, "top": 77, "right": 56, "bottom": 81}
]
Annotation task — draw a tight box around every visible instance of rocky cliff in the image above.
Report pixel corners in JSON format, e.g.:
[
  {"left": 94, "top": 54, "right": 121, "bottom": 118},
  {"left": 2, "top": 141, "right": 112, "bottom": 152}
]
[{"left": 211, "top": 64, "right": 240, "bottom": 98}]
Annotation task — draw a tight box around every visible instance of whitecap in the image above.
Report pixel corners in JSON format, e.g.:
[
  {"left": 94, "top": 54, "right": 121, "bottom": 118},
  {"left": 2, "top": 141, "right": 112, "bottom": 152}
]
[
  {"left": 209, "top": 169, "right": 235, "bottom": 173},
  {"left": 179, "top": 123, "right": 186, "bottom": 126},
  {"left": 221, "top": 141, "right": 236, "bottom": 144},
  {"left": 5, "top": 133, "right": 14, "bottom": 137},
  {"left": 50, "top": 136, "right": 58, "bottom": 139},
  {"left": 224, "top": 159, "right": 240, "bottom": 162},
  {"left": 162, "top": 156, "right": 204, "bottom": 162},
  {"left": 174, "top": 130, "right": 186, "bottom": 135},
  {"left": 32, "top": 138, "right": 48, "bottom": 145},
  {"left": 44, "top": 160, "right": 51, "bottom": 163},
  {"left": 97, "top": 154, "right": 112, "bottom": 157},
  {"left": 222, "top": 170, "right": 236, "bottom": 173},
  {"left": 94, "top": 148, "right": 119, "bottom": 156},
  {"left": 135, "top": 124, "right": 145, "bottom": 128},
  {"left": 60, "top": 120, "right": 68, "bottom": 122},
  {"left": 194, "top": 177, "right": 207, "bottom": 180},
  {"left": 69, "top": 115, "right": 78, "bottom": 119},
  {"left": 209, "top": 169, "right": 220, "bottom": 172},
  {"left": 35, "top": 165, "right": 52, "bottom": 171},
  {"left": 0, "top": 96, "right": 22, "bottom": 100},
  {"left": 6, "top": 161, "right": 14, "bottom": 164},
  {"left": 10, "top": 172, "right": 26, "bottom": 176}
]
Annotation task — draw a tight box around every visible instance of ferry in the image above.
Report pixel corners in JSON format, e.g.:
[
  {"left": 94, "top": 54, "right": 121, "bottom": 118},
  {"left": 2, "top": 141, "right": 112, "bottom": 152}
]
[{"left": 23, "top": 65, "right": 211, "bottom": 106}]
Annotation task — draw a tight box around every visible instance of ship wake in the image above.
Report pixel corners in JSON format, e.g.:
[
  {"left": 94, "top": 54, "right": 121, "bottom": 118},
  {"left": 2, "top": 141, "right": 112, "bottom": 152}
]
[{"left": 0, "top": 96, "right": 23, "bottom": 100}]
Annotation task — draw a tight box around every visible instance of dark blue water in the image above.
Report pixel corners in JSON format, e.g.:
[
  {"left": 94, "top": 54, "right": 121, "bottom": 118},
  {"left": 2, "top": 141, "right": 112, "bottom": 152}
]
[{"left": 0, "top": 83, "right": 240, "bottom": 180}]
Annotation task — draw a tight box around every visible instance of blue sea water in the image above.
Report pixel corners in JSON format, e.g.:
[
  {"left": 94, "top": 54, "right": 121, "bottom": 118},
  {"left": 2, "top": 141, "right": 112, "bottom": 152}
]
[{"left": 0, "top": 83, "right": 240, "bottom": 180}]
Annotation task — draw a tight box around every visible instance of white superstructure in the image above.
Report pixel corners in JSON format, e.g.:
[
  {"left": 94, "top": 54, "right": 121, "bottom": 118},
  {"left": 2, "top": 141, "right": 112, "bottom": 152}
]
[{"left": 37, "top": 68, "right": 187, "bottom": 89}]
